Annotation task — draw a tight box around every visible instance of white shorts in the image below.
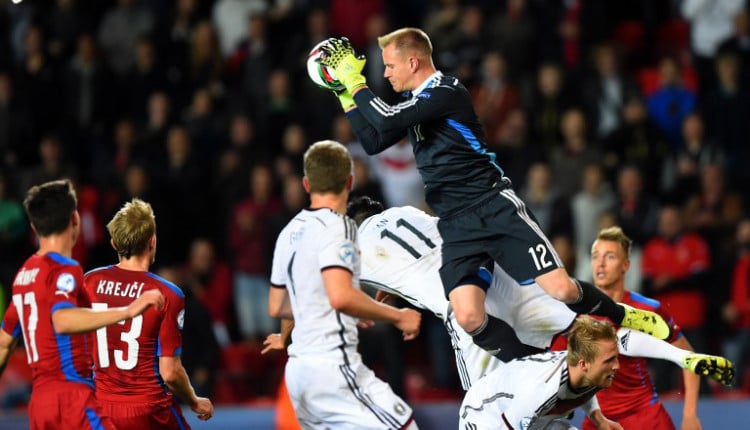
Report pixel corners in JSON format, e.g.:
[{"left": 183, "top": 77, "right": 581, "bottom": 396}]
[
  {"left": 285, "top": 355, "right": 414, "bottom": 429},
  {"left": 460, "top": 416, "right": 576, "bottom": 430}
]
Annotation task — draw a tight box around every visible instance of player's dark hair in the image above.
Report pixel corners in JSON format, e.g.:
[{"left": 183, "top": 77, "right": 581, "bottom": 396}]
[
  {"left": 23, "top": 179, "right": 77, "bottom": 237},
  {"left": 346, "top": 196, "right": 384, "bottom": 226}
]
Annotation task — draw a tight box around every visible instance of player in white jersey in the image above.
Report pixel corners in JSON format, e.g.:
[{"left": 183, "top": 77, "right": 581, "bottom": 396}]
[
  {"left": 268, "top": 141, "right": 421, "bottom": 430},
  {"left": 459, "top": 316, "right": 622, "bottom": 430},
  {"left": 347, "top": 197, "right": 732, "bottom": 392}
]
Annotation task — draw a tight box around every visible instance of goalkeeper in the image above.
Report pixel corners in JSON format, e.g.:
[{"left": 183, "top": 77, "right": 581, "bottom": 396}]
[{"left": 321, "top": 28, "right": 673, "bottom": 360}]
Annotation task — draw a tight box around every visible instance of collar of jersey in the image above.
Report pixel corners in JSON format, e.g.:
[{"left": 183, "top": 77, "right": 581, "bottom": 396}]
[{"left": 410, "top": 70, "right": 443, "bottom": 97}]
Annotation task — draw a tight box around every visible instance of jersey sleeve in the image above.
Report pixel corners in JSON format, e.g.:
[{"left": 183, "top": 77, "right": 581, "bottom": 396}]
[
  {"left": 0, "top": 302, "right": 20, "bottom": 339},
  {"left": 49, "top": 265, "right": 86, "bottom": 314},
  {"left": 157, "top": 290, "right": 184, "bottom": 357},
  {"left": 318, "top": 218, "right": 357, "bottom": 274},
  {"left": 270, "top": 231, "right": 288, "bottom": 288},
  {"left": 348, "top": 106, "right": 407, "bottom": 155}
]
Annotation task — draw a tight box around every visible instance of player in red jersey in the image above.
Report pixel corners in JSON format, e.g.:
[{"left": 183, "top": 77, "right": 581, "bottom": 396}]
[
  {"left": 84, "top": 198, "right": 214, "bottom": 429},
  {"left": 582, "top": 226, "right": 706, "bottom": 430},
  {"left": 0, "top": 179, "right": 164, "bottom": 430}
]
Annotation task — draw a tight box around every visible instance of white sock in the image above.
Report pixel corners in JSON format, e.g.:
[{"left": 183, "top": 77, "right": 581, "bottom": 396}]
[{"left": 616, "top": 328, "right": 689, "bottom": 367}]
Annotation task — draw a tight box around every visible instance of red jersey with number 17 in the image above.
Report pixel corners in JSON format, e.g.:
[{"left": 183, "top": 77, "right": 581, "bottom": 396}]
[
  {"left": 83, "top": 266, "right": 185, "bottom": 405},
  {"left": 0, "top": 252, "right": 94, "bottom": 390}
]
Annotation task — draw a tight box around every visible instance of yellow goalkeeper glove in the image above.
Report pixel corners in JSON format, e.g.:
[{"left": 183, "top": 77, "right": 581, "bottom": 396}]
[
  {"left": 320, "top": 37, "right": 367, "bottom": 94},
  {"left": 335, "top": 88, "right": 356, "bottom": 111}
]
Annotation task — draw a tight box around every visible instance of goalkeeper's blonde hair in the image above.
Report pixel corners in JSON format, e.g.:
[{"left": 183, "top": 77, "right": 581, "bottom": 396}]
[
  {"left": 378, "top": 28, "right": 432, "bottom": 59},
  {"left": 303, "top": 140, "right": 352, "bottom": 194},
  {"left": 566, "top": 316, "right": 617, "bottom": 366},
  {"left": 107, "top": 198, "right": 156, "bottom": 259}
]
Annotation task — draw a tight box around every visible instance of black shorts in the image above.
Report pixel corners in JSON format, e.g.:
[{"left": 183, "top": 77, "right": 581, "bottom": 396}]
[{"left": 437, "top": 187, "right": 563, "bottom": 296}]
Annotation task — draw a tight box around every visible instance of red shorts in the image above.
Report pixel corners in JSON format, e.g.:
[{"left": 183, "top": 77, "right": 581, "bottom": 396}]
[
  {"left": 29, "top": 383, "right": 115, "bottom": 430},
  {"left": 98, "top": 399, "right": 191, "bottom": 430},
  {"left": 582, "top": 402, "right": 675, "bottom": 430}
]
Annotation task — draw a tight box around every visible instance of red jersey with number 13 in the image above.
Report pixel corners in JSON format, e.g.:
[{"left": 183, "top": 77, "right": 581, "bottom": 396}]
[{"left": 84, "top": 266, "right": 185, "bottom": 405}]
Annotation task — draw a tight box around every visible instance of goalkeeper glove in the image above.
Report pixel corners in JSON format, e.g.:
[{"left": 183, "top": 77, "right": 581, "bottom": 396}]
[
  {"left": 335, "top": 88, "right": 356, "bottom": 111},
  {"left": 320, "top": 37, "right": 367, "bottom": 94}
]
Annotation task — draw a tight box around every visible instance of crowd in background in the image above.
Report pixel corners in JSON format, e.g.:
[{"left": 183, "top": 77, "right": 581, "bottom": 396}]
[{"left": 1, "top": 0, "right": 750, "bottom": 405}]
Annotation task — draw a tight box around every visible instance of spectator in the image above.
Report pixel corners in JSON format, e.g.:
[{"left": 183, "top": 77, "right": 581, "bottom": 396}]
[
  {"left": 493, "top": 108, "right": 542, "bottom": 192},
  {"left": 612, "top": 165, "right": 660, "bottom": 292},
  {"left": 549, "top": 108, "right": 601, "bottom": 199},
  {"left": 581, "top": 43, "right": 642, "bottom": 140},
  {"left": 184, "top": 238, "right": 234, "bottom": 347},
  {"left": 0, "top": 170, "right": 28, "bottom": 295},
  {"left": 526, "top": 62, "right": 574, "bottom": 152},
  {"left": 228, "top": 163, "right": 280, "bottom": 340},
  {"left": 188, "top": 20, "right": 224, "bottom": 98},
  {"left": 487, "top": 0, "right": 536, "bottom": 83},
  {"left": 684, "top": 163, "right": 744, "bottom": 264},
  {"left": 97, "top": 0, "right": 155, "bottom": 77},
  {"left": 646, "top": 56, "right": 697, "bottom": 150},
  {"left": 212, "top": 0, "right": 266, "bottom": 57},
  {"left": 681, "top": 0, "right": 745, "bottom": 95},
  {"left": 721, "top": 219, "right": 750, "bottom": 391},
  {"left": 15, "top": 25, "right": 62, "bottom": 159},
  {"left": 157, "top": 266, "right": 220, "bottom": 399},
  {"left": 0, "top": 73, "right": 34, "bottom": 169},
  {"left": 661, "top": 113, "right": 726, "bottom": 205},
  {"left": 120, "top": 36, "right": 166, "bottom": 121},
  {"left": 520, "top": 162, "right": 572, "bottom": 239},
  {"left": 600, "top": 97, "right": 668, "bottom": 192},
  {"left": 571, "top": 163, "right": 617, "bottom": 281},
  {"left": 642, "top": 205, "right": 711, "bottom": 393},
  {"left": 702, "top": 52, "right": 750, "bottom": 189},
  {"left": 471, "top": 51, "right": 521, "bottom": 147}
]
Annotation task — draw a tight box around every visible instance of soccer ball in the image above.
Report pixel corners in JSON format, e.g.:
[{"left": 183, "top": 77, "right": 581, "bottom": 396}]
[{"left": 307, "top": 40, "right": 345, "bottom": 92}]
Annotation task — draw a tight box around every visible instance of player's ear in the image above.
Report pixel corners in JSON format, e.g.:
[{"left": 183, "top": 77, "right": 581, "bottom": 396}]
[
  {"left": 302, "top": 177, "right": 311, "bottom": 193},
  {"left": 71, "top": 210, "right": 80, "bottom": 228},
  {"left": 110, "top": 238, "right": 117, "bottom": 251},
  {"left": 347, "top": 174, "right": 354, "bottom": 191},
  {"left": 410, "top": 56, "right": 418, "bottom": 72}
]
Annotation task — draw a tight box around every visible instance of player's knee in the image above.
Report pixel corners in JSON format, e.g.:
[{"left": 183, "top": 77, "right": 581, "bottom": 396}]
[
  {"left": 537, "top": 271, "right": 579, "bottom": 302},
  {"left": 454, "top": 307, "right": 486, "bottom": 333}
]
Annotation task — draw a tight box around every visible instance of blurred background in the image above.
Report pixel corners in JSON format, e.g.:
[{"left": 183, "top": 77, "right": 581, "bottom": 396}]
[{"left": 1, "top": 0, "right": 750, "bottom": 421}]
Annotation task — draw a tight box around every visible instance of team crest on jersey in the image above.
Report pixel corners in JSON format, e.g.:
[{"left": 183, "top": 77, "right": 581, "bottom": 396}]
[
  {"left": 393, "top": 402, "right": 406, "bottom": 416},
  {"left": 56, "top": 272, "right": 76, "bottom": 293},
  {"left": 338, "top": 243, "right": 355, "bottom": 265},
  {"left": 177, "top": 309, "right": 185, "bottom": 330}
]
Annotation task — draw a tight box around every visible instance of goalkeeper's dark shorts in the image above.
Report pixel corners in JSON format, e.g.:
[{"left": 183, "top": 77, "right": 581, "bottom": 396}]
[{"left": 437, "top": 187, "right": 562, "bottom": 296}]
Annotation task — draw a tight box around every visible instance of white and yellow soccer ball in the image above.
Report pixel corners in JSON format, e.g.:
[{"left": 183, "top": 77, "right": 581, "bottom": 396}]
[{"left": 306, "top": 40, "right": 345, "bottom": 92}]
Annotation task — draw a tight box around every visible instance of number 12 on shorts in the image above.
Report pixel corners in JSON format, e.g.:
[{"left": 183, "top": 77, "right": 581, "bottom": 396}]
[
  {"left": 92, "top": 302, "right": 143, "bottom": 370},
  {"left": 528, "top": 244, "right": 553, "bottom": 271}
]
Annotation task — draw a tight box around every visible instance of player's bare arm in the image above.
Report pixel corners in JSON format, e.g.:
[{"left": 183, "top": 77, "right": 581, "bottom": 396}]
[
  {"left": 159, "top": 355, "right": 214, "bottom": 420},
  {"left": 0, "top": 329, "right": 19, "bottom": 377},
  {"left": 262, "top": 318, "right": 294, "bottom": 354},
  {"left": 51, "top": 289, "right": 164, "bottom": 334},
  {"left": 588, "top": 409, "right": 624, "bottom": 430},
  {"left": 323, "top": 267, "right": 421, "bottom": 339},
  {"left": 671, "top": 335, "right": 702, "bottom": 430},
  {"left": 268, "top": 286, "right": 293, "bottom": 320}
]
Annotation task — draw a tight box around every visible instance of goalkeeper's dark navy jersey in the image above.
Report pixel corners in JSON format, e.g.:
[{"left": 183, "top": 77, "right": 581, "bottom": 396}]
[{"left": 349, "top": 71, "right": 508, "bottom": 218}]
